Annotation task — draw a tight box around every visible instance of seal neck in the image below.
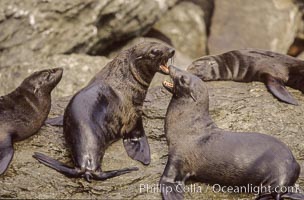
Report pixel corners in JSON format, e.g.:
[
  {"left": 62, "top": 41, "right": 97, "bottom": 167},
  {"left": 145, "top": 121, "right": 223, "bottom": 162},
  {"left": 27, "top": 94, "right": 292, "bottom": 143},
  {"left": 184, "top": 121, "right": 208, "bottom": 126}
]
[
  {"left": 168, "top": 97, "right": 217, "bottom": 130},
  {"left": 129, "top": 62, "right": 151, "bottom": 88}
]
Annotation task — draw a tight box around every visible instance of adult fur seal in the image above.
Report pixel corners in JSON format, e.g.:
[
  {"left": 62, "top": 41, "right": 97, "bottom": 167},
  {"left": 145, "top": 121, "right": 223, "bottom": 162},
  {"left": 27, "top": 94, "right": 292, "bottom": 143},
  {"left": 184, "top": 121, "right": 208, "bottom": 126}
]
[
  {"left": 187, "top": 49, "right": 304, "bottom": 105},
  {"left": 160, "top": 65, "right": 303, "bottom": 200},
  {"left": 34, "top": 41, "right": 175, "bottom": 181},
  {"left": 0, "top": 68, "right": 63, "bottom": 175}
]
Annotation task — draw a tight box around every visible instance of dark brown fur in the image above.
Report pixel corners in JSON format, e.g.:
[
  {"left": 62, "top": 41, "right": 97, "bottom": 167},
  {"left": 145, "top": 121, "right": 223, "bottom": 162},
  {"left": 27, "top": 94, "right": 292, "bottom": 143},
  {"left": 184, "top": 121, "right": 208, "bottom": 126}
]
[{"left": 187, "top": 49, "right": 304, "bottom": 105}]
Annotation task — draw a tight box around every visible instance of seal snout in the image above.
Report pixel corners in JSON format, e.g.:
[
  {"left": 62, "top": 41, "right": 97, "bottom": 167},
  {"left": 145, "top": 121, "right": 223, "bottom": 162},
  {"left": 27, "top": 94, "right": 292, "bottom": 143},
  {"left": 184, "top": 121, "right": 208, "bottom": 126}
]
[
  {"left": 168, "top": 49, "right": 175, "bottom": 58},
  {"left": 51, "top": 67, "right": 63, "bottom": 77},
  {"left": 159, "top": 48, "right": 175, "bottom": 75},
  {"left": 48, "top": 67, "right": 63, "bottom": 84}
]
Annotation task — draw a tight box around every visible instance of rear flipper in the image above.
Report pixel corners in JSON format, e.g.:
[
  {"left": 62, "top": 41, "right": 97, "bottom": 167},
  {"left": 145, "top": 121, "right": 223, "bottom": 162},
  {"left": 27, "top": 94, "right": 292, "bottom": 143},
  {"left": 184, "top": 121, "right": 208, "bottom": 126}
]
[
  {"left": 34, "top": 152, "right": 138, "bottom": 182},
  {"left": 0, "top": 136, "right": 14, "bottom": 175},
  {"left": 264, "top": 74, "right": 298, "bottom": 105},
  {"left": 123, "top": 118, "right": 150, "bottom": 165},
  {"left": 33, "top": 152, "right": 79, "bottom": 177},
  {"left": 281, "top": 192, "right": 304, "bottom": 200},
  {"left": 92, "top": 167, "right": 139, "bottom": 181},
  {"left": 45, "top": 116, "right": 64, "bottom": 126}
]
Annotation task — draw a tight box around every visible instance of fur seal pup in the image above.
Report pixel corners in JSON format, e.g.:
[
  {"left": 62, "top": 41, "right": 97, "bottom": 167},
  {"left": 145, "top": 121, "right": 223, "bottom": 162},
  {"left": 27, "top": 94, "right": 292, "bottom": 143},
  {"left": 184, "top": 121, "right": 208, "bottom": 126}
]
[
  {"left": 187, "top": 49, "right": 304, "bottom": 105},
  {"left": 34, "top": 41, "right": 175, "bottom": 182},
  {"left": 0, "top": 68, "right": 63, "bottom": 175},
  {"left": 160, "top": 65, "right": 303, "bottom": 200}
]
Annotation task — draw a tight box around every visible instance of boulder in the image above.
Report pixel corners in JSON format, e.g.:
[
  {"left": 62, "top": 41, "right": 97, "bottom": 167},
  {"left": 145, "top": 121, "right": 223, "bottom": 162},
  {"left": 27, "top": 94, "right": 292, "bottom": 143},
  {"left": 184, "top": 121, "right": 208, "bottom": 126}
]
[
  {"left": 0, "top": 0, "right": 177, "bottom": 67},
  {"left": 151, "top": 1, "right": 207, "bottom": 59},
  {"left": 208, "top": 0, "right": 301, "bottom": 54},
  {"left": 186, "top": 0, "right": 214, "bottom": 34}
]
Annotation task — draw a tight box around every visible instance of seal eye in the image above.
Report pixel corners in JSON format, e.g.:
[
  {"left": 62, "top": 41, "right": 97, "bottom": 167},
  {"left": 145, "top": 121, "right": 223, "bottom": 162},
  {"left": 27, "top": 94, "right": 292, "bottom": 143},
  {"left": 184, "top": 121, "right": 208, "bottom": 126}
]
[
  {"left": 43, "top": 72, "right": 51, "bottom": 81},
  {"left": 180, "top": 76, "right": 186, "bottom": 84},
  {"left": 179, "top": 75, "right": 190, "bottom": 86},
  {"left": 150, "top": 49, "right": 162, "bottom": 57}
]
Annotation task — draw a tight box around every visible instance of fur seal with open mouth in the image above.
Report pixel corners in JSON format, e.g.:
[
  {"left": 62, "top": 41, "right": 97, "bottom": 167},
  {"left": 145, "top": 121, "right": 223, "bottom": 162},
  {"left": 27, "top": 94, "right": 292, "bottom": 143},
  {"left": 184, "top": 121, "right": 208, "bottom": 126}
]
[
  {"left": 0, "top": 68, "right": 63, "bottom": 175},
  {"left": 160, "top": 65, "right": 303, "bottom": 200},
  {"left": 34, "top": 41, "right": 175, "bottom": 182},
  {"left": 187, "top": 49, "right": 304, "bottom": 105}
]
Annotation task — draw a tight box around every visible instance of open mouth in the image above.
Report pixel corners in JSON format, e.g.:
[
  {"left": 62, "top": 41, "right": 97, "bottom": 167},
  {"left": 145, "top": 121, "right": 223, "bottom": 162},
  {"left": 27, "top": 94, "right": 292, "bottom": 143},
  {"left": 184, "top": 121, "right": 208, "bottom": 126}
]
[
  {"left": 160, "top": 64, "right": 169, "bottom": 74},
  {"left": 159, "top": 54, "right": 174, "bottom": 75},
  {"left": 162, "top": 80, "right": 174, "bottom": 93}
]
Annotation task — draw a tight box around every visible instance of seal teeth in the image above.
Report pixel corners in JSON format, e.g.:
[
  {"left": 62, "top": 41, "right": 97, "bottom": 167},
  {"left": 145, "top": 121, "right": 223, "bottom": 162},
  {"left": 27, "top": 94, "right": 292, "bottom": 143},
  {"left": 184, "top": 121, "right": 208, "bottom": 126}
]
[
  {"left": 163, "top": 80, "right": 174, "bottom": 88},
  {"left": 160, "top": 65, "right": 169, "bottom": 74}
]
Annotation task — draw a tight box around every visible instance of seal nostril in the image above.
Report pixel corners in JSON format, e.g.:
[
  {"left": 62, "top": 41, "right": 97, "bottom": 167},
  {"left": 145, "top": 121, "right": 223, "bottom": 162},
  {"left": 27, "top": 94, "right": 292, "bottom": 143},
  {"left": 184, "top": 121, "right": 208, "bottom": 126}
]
[{"left": 169, "top": 49, "right": 175, "bottom": 57}]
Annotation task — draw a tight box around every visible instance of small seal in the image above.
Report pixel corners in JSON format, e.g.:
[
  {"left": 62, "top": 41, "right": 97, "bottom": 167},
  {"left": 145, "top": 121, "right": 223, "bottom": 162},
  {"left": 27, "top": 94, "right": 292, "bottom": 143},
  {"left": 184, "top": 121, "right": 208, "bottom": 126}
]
[
  {"left": 0, "top": 68, "right": 63, "bottom": 175},
  {"left": 187, "top": 49, "right": 304, "bottom": 105},
  {"left": 160, "top": 65, "right": 302, "bottom": 200},
  {"left": 34, "top": 41, "right": 175, "bottom": 181}
]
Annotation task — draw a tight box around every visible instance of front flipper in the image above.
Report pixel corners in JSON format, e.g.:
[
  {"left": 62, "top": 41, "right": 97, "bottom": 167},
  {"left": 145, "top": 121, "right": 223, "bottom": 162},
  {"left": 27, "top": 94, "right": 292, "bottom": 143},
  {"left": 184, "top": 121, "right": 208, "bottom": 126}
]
[
  {"left": 33, "top": 152, "right": 79, "bottom": 177},
  {"left": 160, "top": 181, "right": 185, "bottom": 200},
  {"left": 0, "top": 136, "right": 14, "bottom": 175},
  {"left": 264, "top": 74, "right": 298, "bottom": 105},
  {"left": 123, "top": 118, "right": 150, "bottom": 165},
  {"left": 160, "top": 156, "right": 189, "bottom": 200},
  {"left": 45, "top": 116, "right": 64, "bottom": 126}
]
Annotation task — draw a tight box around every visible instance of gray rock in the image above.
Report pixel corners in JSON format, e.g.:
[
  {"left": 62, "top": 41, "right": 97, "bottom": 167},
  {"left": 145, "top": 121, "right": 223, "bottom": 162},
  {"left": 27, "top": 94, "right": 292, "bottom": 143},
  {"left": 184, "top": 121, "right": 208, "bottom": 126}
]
[
  {"left": 152, "top": 1, "right": 207, "bottom": 59},
  {"left": 0, "top": 0, "right": 177, "bottom": 67},
  {"left": 0, "top": 54, "right": 110, "bottom": 98},
  {"left": 208, "top": 0, "right": 301, "bottom": 54},
  {"left": 185, "top": 0, "right": 214, "bottom": 34}
]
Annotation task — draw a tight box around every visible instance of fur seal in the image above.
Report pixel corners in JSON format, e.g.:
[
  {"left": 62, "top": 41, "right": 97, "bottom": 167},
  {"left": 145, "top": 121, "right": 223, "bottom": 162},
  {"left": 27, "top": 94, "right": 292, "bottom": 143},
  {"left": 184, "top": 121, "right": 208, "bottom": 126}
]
[
  {"left": 0, "top": 68, "right": 63, "bottom": 175},
  {"left": 187, "top": 49, "right": 304, "bottom": 105},
  {"left": 34, "top": 41, "right": 175, "bottom": 181},
  {"left": 160, "top": 65, "right": 303, "bottom": 200}
]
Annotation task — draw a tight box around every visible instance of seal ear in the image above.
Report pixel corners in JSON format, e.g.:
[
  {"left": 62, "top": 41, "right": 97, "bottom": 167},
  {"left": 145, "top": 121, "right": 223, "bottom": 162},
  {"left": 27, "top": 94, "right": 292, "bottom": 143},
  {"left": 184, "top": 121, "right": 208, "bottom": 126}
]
[
  {"left": 264, "top": 74, "right": 298, "bottom": 105},
  {"left": 123, "top": 120, "right": 151, "bottom": 165},
  {"left": 0, "top": 136, "right": 14, "bottom": 175},
  {"left": 190, "top": 92, "right": 197, "bottom": 102}
]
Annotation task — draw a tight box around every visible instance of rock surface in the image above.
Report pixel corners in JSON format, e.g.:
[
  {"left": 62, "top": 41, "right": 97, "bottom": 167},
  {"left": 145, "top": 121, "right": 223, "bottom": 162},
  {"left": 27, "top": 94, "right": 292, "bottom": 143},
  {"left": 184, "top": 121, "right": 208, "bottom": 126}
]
[
  {"left": 208, "top": 0, "right": 301, "bottom": 54},
  {"left": 152, "top": 1, "right": 207, "bottom": 59},
  {"left": 0, "top": 0, "right": 177, "bottom": 67},
  {"left": 0, "top": 54, "right": 109, "bottom": 98},
  {"left": 0, "top": 55, "right": 303, "bottom": 199}
]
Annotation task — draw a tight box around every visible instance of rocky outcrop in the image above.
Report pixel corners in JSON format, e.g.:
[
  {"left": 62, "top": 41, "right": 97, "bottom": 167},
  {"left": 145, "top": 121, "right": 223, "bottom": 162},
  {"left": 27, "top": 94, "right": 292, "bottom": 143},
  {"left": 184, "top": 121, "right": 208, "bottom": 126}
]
[
  {"left": 208, "top": 0, "right": 301, "bottom": 54},
  {"left": 152, "top": 1, "right": 207, "bottom": 59},
  {"left": 0, "top": 0, "right": 177, "bottom": 67}
]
